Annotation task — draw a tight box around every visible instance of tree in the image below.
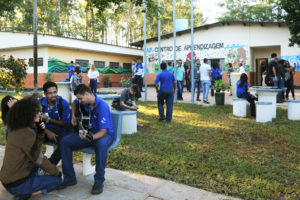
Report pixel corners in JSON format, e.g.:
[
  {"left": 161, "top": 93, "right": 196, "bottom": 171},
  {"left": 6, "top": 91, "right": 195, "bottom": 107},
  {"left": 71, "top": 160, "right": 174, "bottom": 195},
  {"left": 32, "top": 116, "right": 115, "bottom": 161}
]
[
  {"left": 279, "top": 0, "right": 300, "bottom": 47},
  {"left": 218, "top": 0, "right": 281, "bottom": 22}
]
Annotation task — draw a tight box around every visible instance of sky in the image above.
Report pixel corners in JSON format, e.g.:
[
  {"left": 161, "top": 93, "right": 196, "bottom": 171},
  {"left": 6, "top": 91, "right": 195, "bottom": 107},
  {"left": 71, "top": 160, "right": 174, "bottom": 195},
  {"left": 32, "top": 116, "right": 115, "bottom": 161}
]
[{"left": 195, "top": 0, "right": 226, "bottom": 24}]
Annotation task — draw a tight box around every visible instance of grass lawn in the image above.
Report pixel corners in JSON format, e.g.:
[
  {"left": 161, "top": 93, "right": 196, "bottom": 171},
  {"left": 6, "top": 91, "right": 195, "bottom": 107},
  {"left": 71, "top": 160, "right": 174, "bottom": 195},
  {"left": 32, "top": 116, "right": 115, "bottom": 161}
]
[{"left": 0, "top": 93, "right": 299, "bottom": 199}]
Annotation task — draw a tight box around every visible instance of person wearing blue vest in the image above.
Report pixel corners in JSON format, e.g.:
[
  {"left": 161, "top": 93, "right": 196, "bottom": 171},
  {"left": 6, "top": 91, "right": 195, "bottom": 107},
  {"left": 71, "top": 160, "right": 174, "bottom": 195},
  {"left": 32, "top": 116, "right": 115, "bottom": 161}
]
[
  {"left": 133, "top": 58, "right": 144, "bottom": 99},
  {"left": 154, "top": 62, "right": 176, "bottom": 122},
  {"left": 237, "top": 73, "right": 258, "bottom": 117},
  {"left": 39, "top": 81, "right": 71, "bottom": 165},
  {"left": 60, "top": 84, "right": 115, "bottom": 195},
  {"left": 211, "top": 62, "right": 223, "bottom": 96},
  {"left": 67, "top": 61, "right": 75, "bottom": 80}
]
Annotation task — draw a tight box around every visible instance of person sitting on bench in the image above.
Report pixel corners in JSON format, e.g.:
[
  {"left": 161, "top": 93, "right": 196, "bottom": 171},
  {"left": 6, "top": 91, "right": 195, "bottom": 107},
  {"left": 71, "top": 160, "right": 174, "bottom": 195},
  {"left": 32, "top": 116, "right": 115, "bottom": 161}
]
[
  {"left": 112, "top": 84, "right": 139, "bottom": 111},
  {"left": 60, "top": 84, "right": 115, "bottom": 195},
  {"left": 39, "top": 81, "right": 71, "bottom": 165}
]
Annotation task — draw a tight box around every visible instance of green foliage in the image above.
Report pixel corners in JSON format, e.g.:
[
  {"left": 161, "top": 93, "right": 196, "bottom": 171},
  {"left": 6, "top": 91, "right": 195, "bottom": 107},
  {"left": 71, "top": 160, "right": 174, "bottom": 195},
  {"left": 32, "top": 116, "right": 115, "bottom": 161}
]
[
  {"left": 279, "top": 0, "right": 300, "bottom": 47},
  {"left": 212, "top": 79, "right": 230, "bottom": 92},
  {"left": 0, "top": 55, "right": 27, "bottom": 93},
  {"left": 102, "top": 75, "right": 110, "bottom": 87},
  {"left": 218, "top": 0, "right": 281, "bottom": 22},
  {"left": 121, "top": 77, "right": 132, "bottom": 88},
  {"left": 44, "top": 73, "right": 53, "bottom": 82}
]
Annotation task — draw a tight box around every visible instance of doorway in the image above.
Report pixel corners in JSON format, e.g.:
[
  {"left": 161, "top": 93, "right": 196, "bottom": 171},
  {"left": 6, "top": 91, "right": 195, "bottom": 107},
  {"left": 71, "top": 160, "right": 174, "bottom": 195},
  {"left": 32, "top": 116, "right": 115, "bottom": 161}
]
[{"left": 256, "top": 58, "right": 268, "bottom": 86}]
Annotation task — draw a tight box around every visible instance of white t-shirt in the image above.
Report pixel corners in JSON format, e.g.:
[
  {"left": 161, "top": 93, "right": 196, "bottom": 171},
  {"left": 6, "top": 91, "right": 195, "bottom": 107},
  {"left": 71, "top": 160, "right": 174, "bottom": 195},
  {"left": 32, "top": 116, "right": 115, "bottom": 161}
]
[
  {"left": 239, "top": 66, "right": 246, "bottom": 73},
  {"left": 200, "top": 63, "right": 211, "bottom": 81},
  {"left": 88, "top": 69, "right": 99, "bottom": 79}
]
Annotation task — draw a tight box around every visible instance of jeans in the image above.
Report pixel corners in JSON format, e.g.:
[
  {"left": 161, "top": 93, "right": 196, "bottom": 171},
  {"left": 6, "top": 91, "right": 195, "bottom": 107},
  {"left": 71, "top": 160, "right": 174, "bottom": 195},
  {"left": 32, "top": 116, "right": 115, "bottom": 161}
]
[
  {"left": 193, "top": 79, "right": 201, "bottom": 99},
  {"left": 5, "top": 172, "right": 61, "bottom": 196},
  {"left": 278, "top": 76, "right": 285, "bottom": 95},
  {"left": 211, "top": 79, "right": 215, "bottom": 96},
  {"left": 133, "top": 75, "right": 143, "bottom": 99},
  {"left": 286, "top": 79, "right": 295, "bottom": 98},
  {"left": 238, "top": 92, "right": 256, "bottom": 116},
  {"left": 201, "top": 80, "right": 211, "bottom": 101},
  {"left": 157, "top": 90, "right": 174, "bottom": 122},
  {"left": 177, "top": 80, "right": 183, "bottom": 99},
  {"left": 186, "top": 77, "right": 191, "bottom": 92},
  {"left": 45, "top": 129, "right": 67, "bottom": 165},
  {"left": 61, "top": 133, "right": 113, "bottom": 184},
  {"left": 272, "top": 77, "right": 278, "bottom": 87},
  {"left": 89, "top": 79, "right": 98, "bottom": 94}
]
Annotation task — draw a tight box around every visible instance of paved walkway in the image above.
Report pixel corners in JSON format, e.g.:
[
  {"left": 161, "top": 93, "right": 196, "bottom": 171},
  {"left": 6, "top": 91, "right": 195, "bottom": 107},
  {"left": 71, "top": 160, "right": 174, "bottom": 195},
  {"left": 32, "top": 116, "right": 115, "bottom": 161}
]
[{"left": 0, "top": 146, "right": 240, "bottom": 200}]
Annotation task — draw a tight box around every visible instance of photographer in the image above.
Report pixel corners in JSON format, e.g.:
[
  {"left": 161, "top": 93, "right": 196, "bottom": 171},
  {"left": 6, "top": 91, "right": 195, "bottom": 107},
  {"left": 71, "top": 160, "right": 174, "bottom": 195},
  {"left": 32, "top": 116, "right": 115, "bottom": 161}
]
[
  {"left": 111, "top": 84, "right": 139, "bottom": 111},
  {"left": 39, "top": 81, "right": 71, "bottom": 165},
  {"left": 60, "top": 84, "right": 114, "bottom": 195},
  {"left": 0, "top": 96, "right": 62, "bottom": 200}
]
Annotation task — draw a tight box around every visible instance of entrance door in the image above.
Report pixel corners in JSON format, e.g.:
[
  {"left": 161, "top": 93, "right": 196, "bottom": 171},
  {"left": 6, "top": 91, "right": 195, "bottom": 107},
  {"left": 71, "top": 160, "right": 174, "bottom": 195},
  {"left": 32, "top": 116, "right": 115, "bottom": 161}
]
[{"left": 256, "top": 58, "right": 268, "bottom": 86}]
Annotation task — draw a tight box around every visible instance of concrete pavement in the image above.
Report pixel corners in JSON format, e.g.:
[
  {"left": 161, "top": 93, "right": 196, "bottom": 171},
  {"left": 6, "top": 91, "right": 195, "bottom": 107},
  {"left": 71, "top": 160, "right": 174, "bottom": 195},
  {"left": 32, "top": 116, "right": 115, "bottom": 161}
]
[{"left": 0, "top": 146, "right": 240, "bottom": 200}]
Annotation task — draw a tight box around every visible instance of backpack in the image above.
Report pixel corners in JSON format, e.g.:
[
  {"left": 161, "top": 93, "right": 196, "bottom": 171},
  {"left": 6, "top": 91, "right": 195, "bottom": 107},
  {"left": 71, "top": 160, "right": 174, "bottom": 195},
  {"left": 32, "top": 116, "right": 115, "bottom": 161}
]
[{"left": 41, "top": 96, "right": 63, "bottom": 120}]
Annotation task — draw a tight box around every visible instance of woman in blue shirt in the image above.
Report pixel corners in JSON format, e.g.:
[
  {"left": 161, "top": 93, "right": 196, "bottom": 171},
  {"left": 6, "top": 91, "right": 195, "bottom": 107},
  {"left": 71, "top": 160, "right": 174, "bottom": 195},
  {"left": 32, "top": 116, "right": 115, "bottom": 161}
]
[
  {"left": 211, "top": 62, "right": 222, "bottom": 96},
  {"left": 237, "top": 73, "right": 258, "bottom": 117}
]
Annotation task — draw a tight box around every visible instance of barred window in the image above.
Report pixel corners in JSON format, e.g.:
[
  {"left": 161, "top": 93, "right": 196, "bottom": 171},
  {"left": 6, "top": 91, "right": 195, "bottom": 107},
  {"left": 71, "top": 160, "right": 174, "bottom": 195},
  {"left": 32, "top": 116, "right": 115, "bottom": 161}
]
[
  {"left": 109, "top": 62, "right": 120, "bottom": 69},
  {"left": 28, "top": 58, "right": 43, "bottom": 67},
  {"left": 94, "top": 61, "right": 105, "bottom": 68},
  {"left": 123, "top": 63, "right": 131, "bottom": 69}
]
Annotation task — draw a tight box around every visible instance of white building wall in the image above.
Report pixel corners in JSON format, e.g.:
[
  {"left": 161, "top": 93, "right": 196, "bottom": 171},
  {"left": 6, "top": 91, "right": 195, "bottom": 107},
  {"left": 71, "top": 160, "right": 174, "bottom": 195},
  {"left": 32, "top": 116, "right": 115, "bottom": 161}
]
[{"left": 0, "top": 47, "right": 48, "bottom": 73}]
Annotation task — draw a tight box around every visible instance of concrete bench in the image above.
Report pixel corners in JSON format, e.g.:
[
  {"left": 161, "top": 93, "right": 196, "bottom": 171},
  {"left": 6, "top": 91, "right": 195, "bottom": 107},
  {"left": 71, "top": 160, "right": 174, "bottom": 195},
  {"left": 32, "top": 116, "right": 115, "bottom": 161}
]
[
  {"left": 288, "top": 100, "right": 300, "bottom": 120},
  {"left": 256, "top": 101, "right": 272, "bottom": 123},
  {"left": 113, "top": 110, "right": 137, "bottom": 135},
  {"left": 233, "top": 98, "right": 247, "bottom": 117},
  {"left": 45, "top": 111, "right": 122, "bottom": 176}
]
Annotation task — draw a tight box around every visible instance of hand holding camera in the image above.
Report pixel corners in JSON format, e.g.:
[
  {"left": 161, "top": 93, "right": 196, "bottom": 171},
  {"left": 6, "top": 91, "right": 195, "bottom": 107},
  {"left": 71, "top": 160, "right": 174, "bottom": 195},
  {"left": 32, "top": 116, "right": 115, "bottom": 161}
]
[{"left": 79, "top": 129, "right": 93, "bottom": 143}]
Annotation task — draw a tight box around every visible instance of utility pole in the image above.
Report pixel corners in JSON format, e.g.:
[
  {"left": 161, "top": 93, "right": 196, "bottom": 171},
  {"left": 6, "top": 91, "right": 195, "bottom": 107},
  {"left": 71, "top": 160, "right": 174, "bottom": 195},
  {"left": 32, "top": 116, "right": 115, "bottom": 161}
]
[
  {"left": 143, "top": 0, "right": 148, "bottom": 100},
  {"left": 173, "top": 0, "right": 177, "bottom": 102},
  {"left": 191, "top": 0, "right": 195, "bottom": 103},
  {"left": 33, "top": 0, "right": 38, "bottom": 92}
]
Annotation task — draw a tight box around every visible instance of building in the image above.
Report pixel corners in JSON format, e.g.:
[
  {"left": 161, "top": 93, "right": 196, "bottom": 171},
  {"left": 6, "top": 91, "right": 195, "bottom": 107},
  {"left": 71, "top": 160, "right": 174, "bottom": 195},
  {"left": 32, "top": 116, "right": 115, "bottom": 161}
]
[
  {"left": 0, "top": 32, "right": 142, "bottom": 88},
  {"left": 131, "top": 21, "right": 300, "bottom": 86}
]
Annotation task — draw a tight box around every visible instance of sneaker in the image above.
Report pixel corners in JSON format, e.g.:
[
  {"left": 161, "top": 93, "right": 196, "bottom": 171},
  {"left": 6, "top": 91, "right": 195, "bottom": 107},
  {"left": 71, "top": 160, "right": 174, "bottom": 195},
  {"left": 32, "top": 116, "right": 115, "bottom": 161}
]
[
  {"left": 196, "top": 98, "right": 201, "bottom": 101},
  {"left": 59, "top": 179, "right": 77, "bottom": 189},
  {"left": 159, "top": 117, "right": 166, "bottom": 121},
  {"left": 14, "top": 194, "right": 31, "bottom": 200},
  {"left": 91, "top": 183, "right": 103, "bottom": 195},
  {"left": 203, "top": 100, "right": 210, "bottom": 104},
  {"left": 293, "top": 97, "right": 296, "bottom": 100}
]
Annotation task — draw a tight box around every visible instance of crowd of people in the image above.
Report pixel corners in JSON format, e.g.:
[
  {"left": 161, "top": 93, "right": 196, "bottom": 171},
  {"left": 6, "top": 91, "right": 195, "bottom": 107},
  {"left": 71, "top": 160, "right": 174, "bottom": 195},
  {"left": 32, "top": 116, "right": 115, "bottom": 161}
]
[{"left": 1, "top": 82, "right": 114, "bottom": 199}]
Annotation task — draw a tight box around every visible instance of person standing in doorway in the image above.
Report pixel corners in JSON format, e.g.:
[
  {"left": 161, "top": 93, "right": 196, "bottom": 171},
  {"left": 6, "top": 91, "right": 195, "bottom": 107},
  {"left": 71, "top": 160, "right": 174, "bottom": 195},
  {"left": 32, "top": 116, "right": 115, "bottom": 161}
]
[
  {"left": 268, "top": 53, "right": 278, "bottom": 87},
  {"left": 154, "top": 62, "right": 176, "bottom": 123},
  {"left": 200, "top": 58, "right": 212, "bottom": 104},
  {"left": 88, "top": 64, "right": 100, "bottom": 95},
  {"left": 176, "top": 59, "right": 185, "bottom": 100}
]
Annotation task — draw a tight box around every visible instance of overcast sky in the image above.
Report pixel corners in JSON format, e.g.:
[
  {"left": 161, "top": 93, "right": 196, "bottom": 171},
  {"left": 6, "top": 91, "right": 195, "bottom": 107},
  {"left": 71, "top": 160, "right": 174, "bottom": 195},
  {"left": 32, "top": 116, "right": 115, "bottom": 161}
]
[{"left": 194, "top": 0, "right": 225, "bottom": 24}]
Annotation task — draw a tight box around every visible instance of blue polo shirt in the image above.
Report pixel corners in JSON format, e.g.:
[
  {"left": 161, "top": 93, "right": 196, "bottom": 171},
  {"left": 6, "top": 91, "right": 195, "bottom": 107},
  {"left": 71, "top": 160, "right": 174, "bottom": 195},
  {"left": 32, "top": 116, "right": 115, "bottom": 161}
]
[
  {"left": 154, "top": 70, "right": 175, "bottom": 91},
  {"left": 39, "top": 97, "right": 70, "bottom": 133},
  {"left": 74, "top": 96, "right": 115, "bottom": 139},
  {"left": 237, "top": 80, "right": 249, "bottom": 97},
  {"left": 211, "top": 68, "right": 222, "bottom": 80},
  {"left": 176, "top": 66, "right": 185, "bottom": 81},
  {"left": 68, "top": 65, "right": 75, "bottom": 78}
]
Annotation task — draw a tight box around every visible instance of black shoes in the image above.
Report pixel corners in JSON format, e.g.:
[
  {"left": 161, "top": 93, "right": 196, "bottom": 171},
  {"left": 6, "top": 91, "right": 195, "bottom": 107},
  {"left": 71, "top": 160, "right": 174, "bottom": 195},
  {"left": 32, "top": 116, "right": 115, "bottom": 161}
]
[
  {"left": 203, "top": 100, "right": 210, "bottom": 104},
  {"left": 59, "top": 179, "right": 77, "bottom": 189},
  {"left": 91, "top": 183, "right": 104, "bottom": 195},
  {"left": 159, "top": 117, "right": 166, "bottom": 121},
  {"left": 196, "top": 98, "right": 201, "bottom": 101}
]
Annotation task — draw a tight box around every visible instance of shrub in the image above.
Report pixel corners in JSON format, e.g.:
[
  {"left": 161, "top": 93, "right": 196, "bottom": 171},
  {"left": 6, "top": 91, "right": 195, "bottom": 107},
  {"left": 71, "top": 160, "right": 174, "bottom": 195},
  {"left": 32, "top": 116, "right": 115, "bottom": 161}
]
[{"left": 121, "top": 77, "right": 132, "bottom": 88}]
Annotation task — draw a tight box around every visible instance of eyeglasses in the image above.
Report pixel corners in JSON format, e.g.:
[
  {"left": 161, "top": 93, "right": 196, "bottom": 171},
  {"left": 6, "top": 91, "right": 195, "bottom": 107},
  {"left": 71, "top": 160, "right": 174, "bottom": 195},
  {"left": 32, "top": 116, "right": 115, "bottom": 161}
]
[{"left": 46, "top": 91, "right": 57, "bottom": 95}]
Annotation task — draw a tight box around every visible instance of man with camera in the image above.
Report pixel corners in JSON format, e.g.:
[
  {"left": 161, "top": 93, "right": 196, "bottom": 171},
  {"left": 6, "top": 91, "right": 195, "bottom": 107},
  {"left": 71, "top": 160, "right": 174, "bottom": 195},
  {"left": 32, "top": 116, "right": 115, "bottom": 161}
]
[
  {"left": 39, "top": 81, "right": 71, "bottom": 165},
  {"left": 60, "top": 84, "right": 115, "bottom": 195}
]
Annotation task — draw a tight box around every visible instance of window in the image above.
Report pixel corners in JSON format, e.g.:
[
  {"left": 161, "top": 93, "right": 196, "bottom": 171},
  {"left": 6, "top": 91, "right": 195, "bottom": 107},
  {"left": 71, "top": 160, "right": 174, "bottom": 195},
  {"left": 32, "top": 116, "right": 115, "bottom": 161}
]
[
  {"left": 123, "top": 63, "right": 131, "bottom": 69},
  {"left": 28, "top": 58, "right": 43, "bottom": 67},
  {"left": 94, "top": 61, "right": 105, "bottom": 68},
  {"left": 75, "top": 59, "right": 89, "bottom": 68},
  {"left": 109, "top": 62, "right": 120, "bottom": 69}
]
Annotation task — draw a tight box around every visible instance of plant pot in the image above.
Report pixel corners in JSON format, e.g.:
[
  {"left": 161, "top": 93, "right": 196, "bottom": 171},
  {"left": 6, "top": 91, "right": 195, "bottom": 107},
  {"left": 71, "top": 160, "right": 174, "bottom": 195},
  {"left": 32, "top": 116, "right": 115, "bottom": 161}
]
[
  {"left": 104, "top": 81, "right": 109, "bottom": 88},
  {"left": 215, "top": 92, "right": 225, "bottom": 105}
]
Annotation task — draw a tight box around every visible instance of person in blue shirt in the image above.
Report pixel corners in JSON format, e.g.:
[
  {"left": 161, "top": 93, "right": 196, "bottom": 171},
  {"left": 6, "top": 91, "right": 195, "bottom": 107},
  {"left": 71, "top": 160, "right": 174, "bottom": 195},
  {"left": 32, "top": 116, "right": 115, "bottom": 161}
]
[
  {"left": 133, "top": 57, "right": 144, "bottom": 99},
  {"left": 176, "top": 59, "right": 185, "bottom": 100},
  {"left": 211, "top": 62, "right": 223, "bottom": 96},
  {"left": 154, "top": 62, "right": 176, "bottom": 122},
  {"left": 237, "top": 73, "right": 258, "bottom": 117},
  {"left": 67, "top": 61, "right": 75, "bottom": 80},
  {"left": 60, "top": 84, "right": 114, "bottom": 195},
  {"left": 70, "top": 67, "right": 82, "bottom": 91},
  {"left": 39, "top": 81, "right": 71, "bottom": 165},
  {"left": 167, "top": 62, "right": 174, "bottom": 73}
]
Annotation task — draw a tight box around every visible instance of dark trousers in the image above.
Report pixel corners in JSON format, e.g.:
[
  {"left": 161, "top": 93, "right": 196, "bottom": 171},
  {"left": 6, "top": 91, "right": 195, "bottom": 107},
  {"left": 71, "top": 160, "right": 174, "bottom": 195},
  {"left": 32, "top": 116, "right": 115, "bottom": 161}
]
[
  {"left": 186, "top": 77, "right": 191, "bottom": 92},
  {"left": 133, "top": 75, "right": 143, "bottom": 99},
  {"left": 238, "top": 92, "right": 256, "bottom": 117},
  {"left": 157, "top": 90, "right": 174, "bottom": 122},
  {"left": 61, "top": 133, "right": 113, "bottom": 184},
  {"left": 89, "top": 79, "right": 98, "bottom": 94},
  {"left": 286, "top": 79, "right": 295, "bottom": 98},
  {"left": 5, "top": 170, "right": 61, "bottom": 196},
  {"left": 45, "top": 130, "right": 67, "bottom": 165},
  {"left": 177, "top": 80, "right": 183, "bottom": 99}
]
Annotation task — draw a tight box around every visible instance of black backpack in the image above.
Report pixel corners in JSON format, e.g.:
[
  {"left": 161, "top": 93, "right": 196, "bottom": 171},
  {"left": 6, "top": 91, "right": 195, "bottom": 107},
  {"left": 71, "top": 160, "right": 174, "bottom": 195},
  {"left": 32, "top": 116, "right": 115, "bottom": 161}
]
[{"left": 41, "top": 96, "right": 63, "bottom": 120}]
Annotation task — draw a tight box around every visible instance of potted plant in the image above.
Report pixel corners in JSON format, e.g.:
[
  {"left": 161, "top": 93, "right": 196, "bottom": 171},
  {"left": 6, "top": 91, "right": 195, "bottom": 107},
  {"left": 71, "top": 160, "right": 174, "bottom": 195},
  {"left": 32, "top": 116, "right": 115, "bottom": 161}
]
[
  {"left": 103, "top": 76, "right": 110, "bottom": 88},
  {"left": 212, "top": 79, "right": 230, "bottom": 105}
]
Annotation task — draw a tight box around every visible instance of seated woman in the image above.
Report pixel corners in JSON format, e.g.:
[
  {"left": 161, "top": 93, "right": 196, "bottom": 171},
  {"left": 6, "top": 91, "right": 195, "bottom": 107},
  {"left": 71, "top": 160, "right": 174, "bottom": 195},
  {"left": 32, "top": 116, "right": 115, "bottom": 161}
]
[
  {"left": 0, "top": 96, "right": 62, "bottom": 200},
  {"left": 1, "top": 95, "right": 18, "bottom": 139},
  {"left": 237, "top": 73, "right": 258, "bottom": 117}
]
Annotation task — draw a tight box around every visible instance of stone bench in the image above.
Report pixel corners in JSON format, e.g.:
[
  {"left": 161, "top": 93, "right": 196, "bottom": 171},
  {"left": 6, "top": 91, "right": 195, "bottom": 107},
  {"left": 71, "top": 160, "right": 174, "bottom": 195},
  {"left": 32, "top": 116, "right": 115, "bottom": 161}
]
[
  {"left": 288, "top": 100, "right": 300, "bottom": 120},
  {"left": 233, "top": 98, "right": 247, "bottom": 117},
  {"left": 115, "top": 110, "right": 137, "bottom": 135},
  {"left": 45, "top": 111, "right": 123, "bottom": 176},
  {"left": 256, "top": 101, "right": 272, "bottom": 123}
]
